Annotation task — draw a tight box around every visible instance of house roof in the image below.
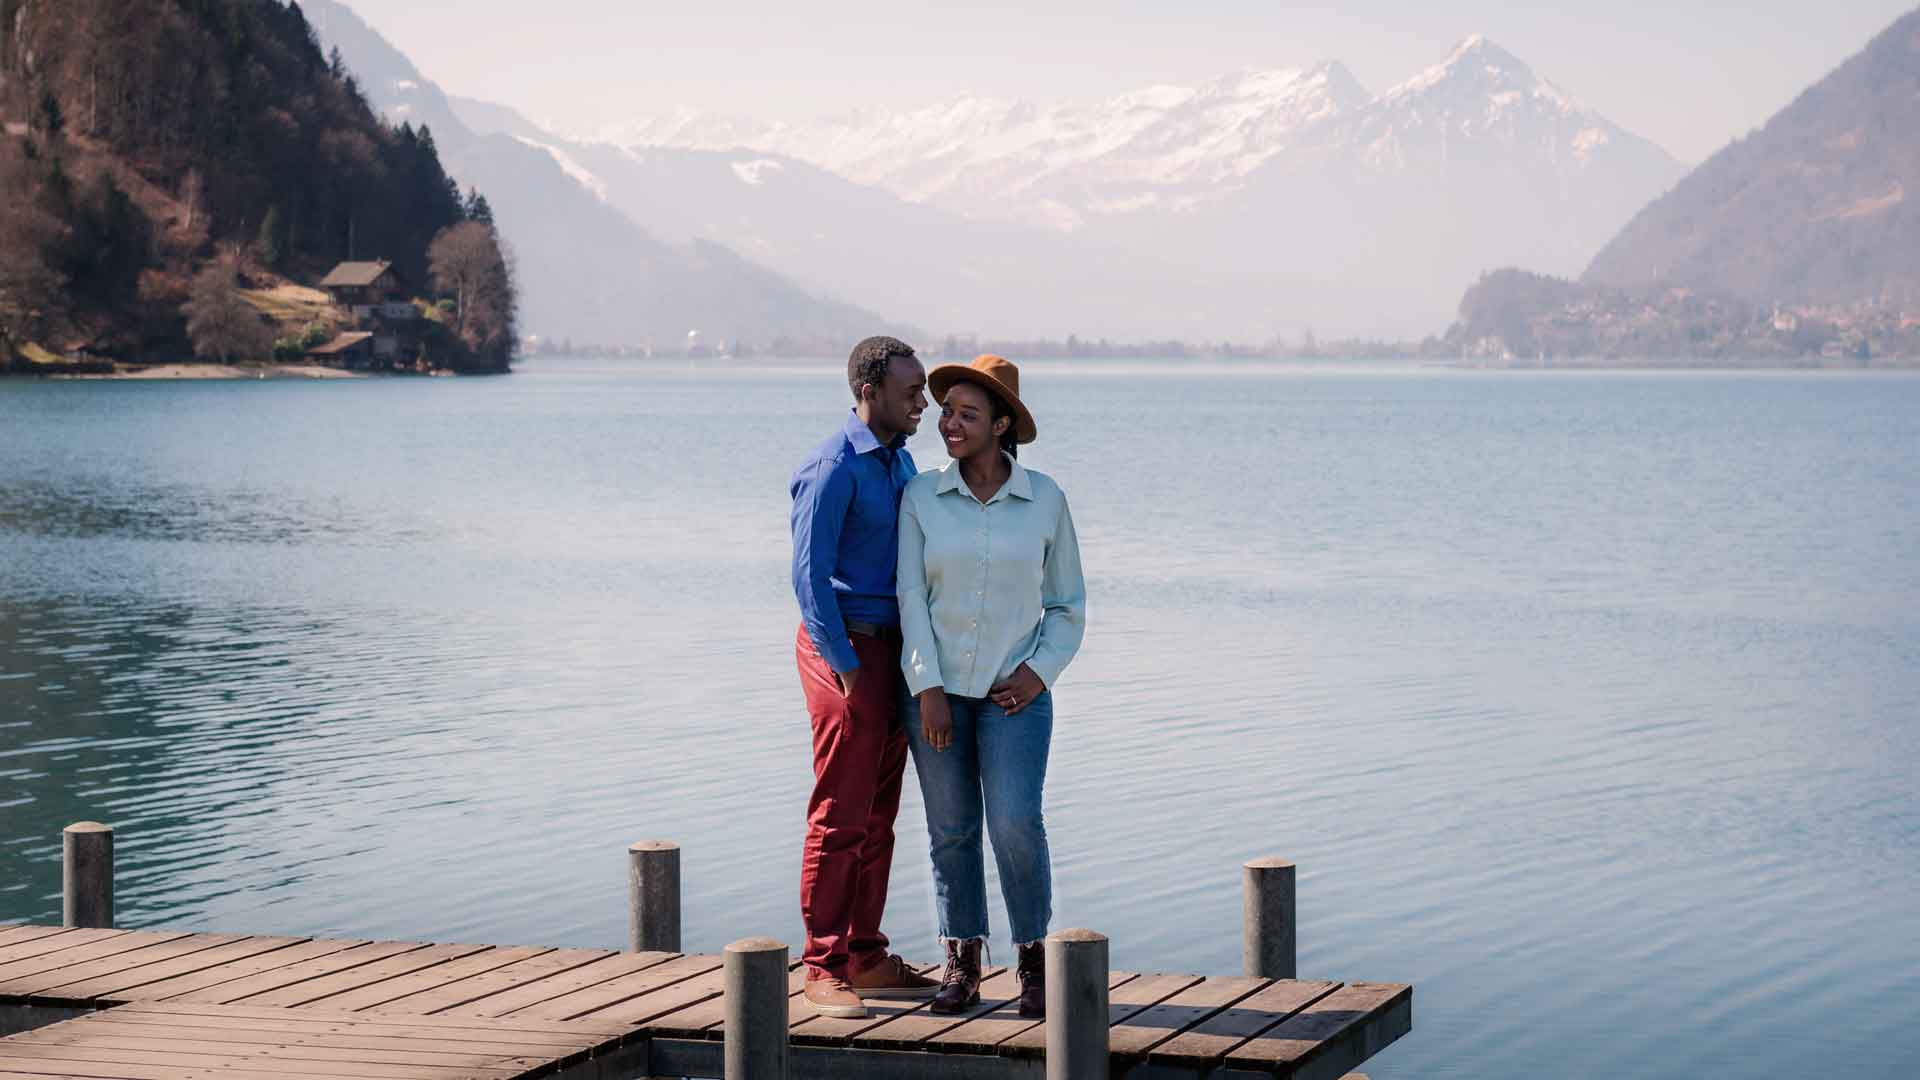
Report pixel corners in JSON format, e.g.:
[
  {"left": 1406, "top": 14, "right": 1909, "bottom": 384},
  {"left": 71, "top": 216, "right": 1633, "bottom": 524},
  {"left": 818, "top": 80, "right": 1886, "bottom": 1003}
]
[
  {"left": 319, "top": 260, "right": 398, "bottom": 288},
  {"left": 306, "top": 331, "right": 375, "bottom": 356}
]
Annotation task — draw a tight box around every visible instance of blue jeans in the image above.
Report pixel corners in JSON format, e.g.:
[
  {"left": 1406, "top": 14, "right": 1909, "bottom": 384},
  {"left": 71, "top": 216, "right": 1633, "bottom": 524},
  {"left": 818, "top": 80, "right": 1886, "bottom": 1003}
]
[{"left": 903, "top": 690, "right": 1054, "bottom": 945}]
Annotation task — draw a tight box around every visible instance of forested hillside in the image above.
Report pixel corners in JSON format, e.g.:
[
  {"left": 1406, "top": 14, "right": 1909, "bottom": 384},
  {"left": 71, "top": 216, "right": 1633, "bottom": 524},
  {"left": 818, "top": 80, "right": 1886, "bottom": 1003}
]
[{"left": 0, "top": 0, "right": 512, "bottom": 369}]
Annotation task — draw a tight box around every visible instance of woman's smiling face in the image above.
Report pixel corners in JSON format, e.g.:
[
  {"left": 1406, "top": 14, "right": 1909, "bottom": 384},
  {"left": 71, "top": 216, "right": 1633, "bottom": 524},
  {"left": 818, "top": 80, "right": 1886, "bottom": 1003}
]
[{"left": 937, "top": 381, "right": 1008, "bottom": 461}]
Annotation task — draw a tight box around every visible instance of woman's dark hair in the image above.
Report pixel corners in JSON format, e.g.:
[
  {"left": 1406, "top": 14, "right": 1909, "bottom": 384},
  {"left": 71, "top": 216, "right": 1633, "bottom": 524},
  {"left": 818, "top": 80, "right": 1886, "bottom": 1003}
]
[{"left": 982, "top": 385, "right": 1020, "bottom": 460}]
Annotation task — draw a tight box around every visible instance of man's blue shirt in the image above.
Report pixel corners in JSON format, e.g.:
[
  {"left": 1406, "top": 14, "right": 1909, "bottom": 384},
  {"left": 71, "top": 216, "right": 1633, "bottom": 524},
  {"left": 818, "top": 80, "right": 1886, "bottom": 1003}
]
[{"left": 790, "top": 410, "right": 917, "bottom": 674}]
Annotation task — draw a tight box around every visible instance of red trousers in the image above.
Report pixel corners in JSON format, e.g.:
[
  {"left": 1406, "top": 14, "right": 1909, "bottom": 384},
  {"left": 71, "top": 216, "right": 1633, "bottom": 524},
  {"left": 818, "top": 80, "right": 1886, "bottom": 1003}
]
[{"left": 796, "top": 623, "right": 908, "bottom": 981}]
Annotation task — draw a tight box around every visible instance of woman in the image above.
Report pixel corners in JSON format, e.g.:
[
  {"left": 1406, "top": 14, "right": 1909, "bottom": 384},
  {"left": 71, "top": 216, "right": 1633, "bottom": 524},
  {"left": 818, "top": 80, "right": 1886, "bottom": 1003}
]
[{"left": 896, "top": 354, "right": 1086, "bottom": 1018}]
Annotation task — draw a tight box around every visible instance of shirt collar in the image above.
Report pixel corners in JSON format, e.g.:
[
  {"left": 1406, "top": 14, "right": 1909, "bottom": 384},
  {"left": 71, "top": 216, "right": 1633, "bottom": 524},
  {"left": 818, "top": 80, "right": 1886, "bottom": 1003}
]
[
  {"left": 935, "top": 453, "right": 1033, "bottom": 502},
  {"left": 844, "top": 409, "right": 906, "bottom": 455}
]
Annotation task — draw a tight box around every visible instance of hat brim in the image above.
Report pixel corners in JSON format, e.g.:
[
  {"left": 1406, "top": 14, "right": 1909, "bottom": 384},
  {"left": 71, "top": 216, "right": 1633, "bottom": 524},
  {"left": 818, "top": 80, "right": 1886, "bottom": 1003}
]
[{"left": 927, "top": 366, "right": 1038, "bottom": 444}]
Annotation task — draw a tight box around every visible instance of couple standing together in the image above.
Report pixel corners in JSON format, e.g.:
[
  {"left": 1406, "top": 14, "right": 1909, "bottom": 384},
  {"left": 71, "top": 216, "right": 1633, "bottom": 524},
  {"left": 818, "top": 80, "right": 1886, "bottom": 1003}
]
[{"left": 790, "top": 336, "right": 1086, "bottom": 1020}]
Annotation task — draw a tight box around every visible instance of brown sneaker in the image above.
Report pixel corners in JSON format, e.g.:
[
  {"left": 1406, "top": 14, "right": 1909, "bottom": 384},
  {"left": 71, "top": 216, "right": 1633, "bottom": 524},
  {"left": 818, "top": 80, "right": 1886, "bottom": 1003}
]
[
  {"left": 848, "top": 952, "right": 940, "bottom": 998},
  {"left": 1015, "top": 941, "right": 1045, "bottom": 1018},
  {"left": 803, "top": 975, "right": 868, "bottom": 1019},
  {"left": 928, "top": 938, "right": 983, "bottom": 1015}
]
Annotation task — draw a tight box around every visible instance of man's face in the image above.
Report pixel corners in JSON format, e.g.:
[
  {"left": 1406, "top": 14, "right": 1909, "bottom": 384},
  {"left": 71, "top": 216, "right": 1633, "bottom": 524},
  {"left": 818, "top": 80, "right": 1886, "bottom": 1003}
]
[{"left": 867, "top": 355, "right": 927, "bottom": 437}]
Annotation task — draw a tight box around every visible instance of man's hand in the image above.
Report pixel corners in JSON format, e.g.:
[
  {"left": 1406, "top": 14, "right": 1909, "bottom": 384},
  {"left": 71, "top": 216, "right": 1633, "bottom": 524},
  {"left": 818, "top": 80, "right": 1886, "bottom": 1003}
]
[
  {"left": 836, "top": 666, "right": 861, "bottom": 699},
  {"left": 918, "top": 689, "right": 953, "bottom": 752},
  {"left": 989, "top": 664, "right": 1046, "bottom": 715}
]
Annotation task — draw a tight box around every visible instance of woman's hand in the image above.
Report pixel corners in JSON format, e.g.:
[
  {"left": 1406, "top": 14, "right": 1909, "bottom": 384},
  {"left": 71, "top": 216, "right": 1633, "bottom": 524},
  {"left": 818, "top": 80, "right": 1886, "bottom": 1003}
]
[
  {"left": 989, "top": 664, "right": 1046, "bottom": 715},
  {"left": 919, "top": 689, "right": 953, "bottom": 752}
]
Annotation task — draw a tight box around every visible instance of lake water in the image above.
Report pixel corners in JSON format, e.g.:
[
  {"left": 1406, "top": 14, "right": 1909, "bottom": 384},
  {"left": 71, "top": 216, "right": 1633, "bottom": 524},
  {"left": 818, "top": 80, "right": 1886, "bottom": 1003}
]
[{"left": 2, "top": 358, "right": 1916, "bottom": 1077}]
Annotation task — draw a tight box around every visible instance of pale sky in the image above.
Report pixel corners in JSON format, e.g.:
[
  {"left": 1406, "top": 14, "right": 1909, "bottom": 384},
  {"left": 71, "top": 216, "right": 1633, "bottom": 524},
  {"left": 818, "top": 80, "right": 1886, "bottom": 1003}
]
[{"left": 345, "top": 1, "right": 1915, "bottom": 163}]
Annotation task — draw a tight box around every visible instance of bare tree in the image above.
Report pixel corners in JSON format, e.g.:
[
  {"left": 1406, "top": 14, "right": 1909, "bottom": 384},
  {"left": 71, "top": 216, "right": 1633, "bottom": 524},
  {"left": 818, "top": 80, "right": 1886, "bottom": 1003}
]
[
  {"left": 429, "top": 220, "right": 516, "bottom": 366},
  {"left": 179, "top": 168, "right": 203, "bottom": 231},
  {"left": 181, "top": 259, "right": 272, "bottom": 362}
]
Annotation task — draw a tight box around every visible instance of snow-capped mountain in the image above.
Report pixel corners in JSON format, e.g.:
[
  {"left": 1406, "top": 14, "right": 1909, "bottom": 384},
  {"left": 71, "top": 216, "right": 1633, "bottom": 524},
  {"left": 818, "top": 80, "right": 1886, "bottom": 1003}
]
[
  {"left": 599, "top": 37, "right": 1679, "bottom": 246},
  {"left": 600, "top": 61, "right": 1372, "bottom": 231},
  {"left": 1342, "top": 35, "right": 1673, "bottom": 181}
]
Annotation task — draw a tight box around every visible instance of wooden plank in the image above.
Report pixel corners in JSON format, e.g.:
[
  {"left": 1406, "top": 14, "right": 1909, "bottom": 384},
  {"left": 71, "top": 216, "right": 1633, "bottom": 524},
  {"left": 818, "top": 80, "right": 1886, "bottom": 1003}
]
[
  {"left": 925, "top": 970, "right": 1138, "bottom": 1056},
  {"left": 0, "top": 1053, "right": 196, "bottom": 1080},
  {"left": 1107, "top": 975, "right": 1271, "bottom": 1060},
  {"left": 510, "top": 953, "right": 721, "bottom": 1022},
  {"left": 787, "top": 964, "right": 970, "bottom": 1046},
  {"left": 109, "top": 938, "right": 365, "bottom": 1002},
  {"left": 163, "top": 940, "right": 431, "bottom": 1005},
  {"left": 38, "top": 1017, "right": 608, "bottom": 1054},
  {"left": 0, "top": 1041, "right": 528, "bottom": 1078},
  {"left": 307, "top": 945, "right": 552, "bottom": 1012},
  {"left": 999, "top": 971, "right": 1203, "bottom": 1057},
  {"left": 849, "top": 967, "right": 1023, "bottom": 1050},
  {"left": 572, "top": 963, "right": 728, "bottom": 1026},
  {"left": 8, "top": 935, "right": 252, "bottom": 999},
  {"left": 0, "top": 927, "right": 129, "bottom": 968},
  {"left": 360, "top": 947, "right": 614, "bottom": 1016},
  {"left": 0, "top": 925, "right": 78, "bottom": 949},
  {"left": 6, "top": 1030, "right": 555, "bottom": 1072},
  {"left": 1221, "top": 982, "right": 1411, "bottom": 1078},
  {"left": 107, "top": 999, "right": 636, "bottom": 1038},
  {"left": 1145, "top": 979, "right": 1340, "bottom": 1070},
  {"left": 43, "top": 937, "right": 309, "bottom": 1002},
  {"left": 233, "top": 942, "right": 496, "bottom": 1008},
  {"left": 0, "top": 1068, "right": 163, "bottom": 1076},
  {"left": 639, "top": 961, "right": 804, "bottom": 1038},
  {"left": 430, "top": 950, "right": 677, "bottom": 1019},
  {"left": 0, "top": 931, "right": 194, "bottom": 989}
]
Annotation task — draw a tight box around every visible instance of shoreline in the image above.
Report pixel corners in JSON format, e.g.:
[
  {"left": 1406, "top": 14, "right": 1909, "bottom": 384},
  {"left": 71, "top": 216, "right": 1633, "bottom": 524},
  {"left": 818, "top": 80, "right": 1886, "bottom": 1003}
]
[{"left": 54, "top": 362, "right": 367, "bottom": 380}]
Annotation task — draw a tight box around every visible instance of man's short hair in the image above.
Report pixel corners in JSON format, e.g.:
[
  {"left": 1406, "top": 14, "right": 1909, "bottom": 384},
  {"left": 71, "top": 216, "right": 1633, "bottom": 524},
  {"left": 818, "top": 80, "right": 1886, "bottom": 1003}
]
[{"left": 847, "top": 336, "right": 917, "bottom": 400}]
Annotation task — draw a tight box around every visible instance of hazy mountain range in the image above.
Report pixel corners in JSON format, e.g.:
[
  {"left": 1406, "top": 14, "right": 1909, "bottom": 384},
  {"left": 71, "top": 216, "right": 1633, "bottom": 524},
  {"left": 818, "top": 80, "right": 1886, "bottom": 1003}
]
[
  {"left": 602, "top": 37, "right": 1678, "bottom": 244},
  {"left": 306, "top": 0, "right": 890, "bottom": 348},
  {"left": 591, "top": 35, "right": 1687, "bottom": 339},
  {"left": 318, "top": 4, "right": 1696, "bottom": 342}
]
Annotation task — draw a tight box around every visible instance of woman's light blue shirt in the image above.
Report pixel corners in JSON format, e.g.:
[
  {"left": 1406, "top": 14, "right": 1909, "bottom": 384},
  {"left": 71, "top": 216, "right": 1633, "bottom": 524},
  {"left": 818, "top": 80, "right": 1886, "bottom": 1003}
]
[{"left": 897, "top": 455, "right": 1086, "bottom": 699}]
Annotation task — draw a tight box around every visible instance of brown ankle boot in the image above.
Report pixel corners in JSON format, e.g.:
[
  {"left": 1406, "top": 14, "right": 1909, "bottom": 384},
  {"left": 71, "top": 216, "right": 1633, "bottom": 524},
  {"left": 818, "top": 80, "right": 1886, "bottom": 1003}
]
[
  {"left": 929, "top": 938, "right": 982, "bottom": 1014},
  {"left": 1016, "top": 941, "right": 1045, "bottom": 1018}
]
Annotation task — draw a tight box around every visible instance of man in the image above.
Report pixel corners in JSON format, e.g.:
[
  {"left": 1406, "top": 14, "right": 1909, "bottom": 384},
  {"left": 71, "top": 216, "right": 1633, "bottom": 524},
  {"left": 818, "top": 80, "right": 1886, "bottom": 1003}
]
[{"left": 790, "top": 335, "right": 942, "bottom": 1018}]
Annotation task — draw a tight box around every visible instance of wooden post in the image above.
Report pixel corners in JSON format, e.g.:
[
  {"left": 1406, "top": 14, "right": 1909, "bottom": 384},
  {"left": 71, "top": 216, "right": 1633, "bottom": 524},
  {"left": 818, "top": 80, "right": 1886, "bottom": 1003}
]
[
  {"left": 63, "top": 822, "right": 113, "bottom": 929},
  {"left": 1242, "top": 857, "right": 1296, "bottom": 979},
  {"left": 722, "top": 936, "right": 788, "bottom": 1080},
  {"left": 628, "top": 840, "right": 680, "bottom": 953},
  {"left": 1045, "top": 928, "right": 1108, "bottom": 1080}
]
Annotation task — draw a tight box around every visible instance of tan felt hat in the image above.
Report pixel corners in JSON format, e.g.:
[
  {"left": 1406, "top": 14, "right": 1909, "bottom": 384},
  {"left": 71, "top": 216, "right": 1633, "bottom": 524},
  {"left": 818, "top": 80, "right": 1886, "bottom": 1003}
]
[{"left": 927, "top": 354, "right": 1037, "bottom": 444}]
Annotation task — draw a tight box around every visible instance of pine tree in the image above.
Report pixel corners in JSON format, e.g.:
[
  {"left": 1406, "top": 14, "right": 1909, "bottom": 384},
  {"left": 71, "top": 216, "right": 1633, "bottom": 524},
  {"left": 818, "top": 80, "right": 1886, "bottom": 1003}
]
[{"left": 465, "top": 188, "right": 494, "bottom": 226}]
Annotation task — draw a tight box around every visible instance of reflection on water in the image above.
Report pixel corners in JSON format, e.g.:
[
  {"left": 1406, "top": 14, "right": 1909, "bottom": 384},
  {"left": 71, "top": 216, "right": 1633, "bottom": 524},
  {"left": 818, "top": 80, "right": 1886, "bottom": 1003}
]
[{"left": 2, "top": 362, "right": 1917, "bottom": 1078}]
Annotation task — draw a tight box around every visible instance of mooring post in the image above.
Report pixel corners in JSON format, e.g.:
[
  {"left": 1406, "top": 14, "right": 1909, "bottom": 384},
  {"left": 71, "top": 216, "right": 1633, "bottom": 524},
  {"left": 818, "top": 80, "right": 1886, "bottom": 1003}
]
[
  {"left": 628, "top": 840, "right": 681, "bottom": 953},
  {"left": 1242, "top": 857, "right": 1296, "bottom": 979},
  {"left": 63, "top": 822, "right": 114, "bottom": 929},
  {"left": 1046, "top": 928, "right": 1109, "bottom": 1080},
  {"left": 723, "top": 936, "right": 789, "bottom": 1080}
]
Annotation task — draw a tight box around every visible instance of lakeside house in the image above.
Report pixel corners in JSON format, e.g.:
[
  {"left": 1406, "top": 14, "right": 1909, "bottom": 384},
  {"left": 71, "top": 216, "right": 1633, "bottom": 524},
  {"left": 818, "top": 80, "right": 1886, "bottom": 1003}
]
[
  {"left": 302, "top": 330, "right": 374, "bottom": 368},
  {"left": 315, "top": 259, "right": 422, "bottom": 369}
]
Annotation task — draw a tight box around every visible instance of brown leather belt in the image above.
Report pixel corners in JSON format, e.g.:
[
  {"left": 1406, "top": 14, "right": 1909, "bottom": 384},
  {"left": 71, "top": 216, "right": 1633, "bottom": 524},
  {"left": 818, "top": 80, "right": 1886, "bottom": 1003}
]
[{"left": 846, "top": 621, "right": 899, "bottom": 639}]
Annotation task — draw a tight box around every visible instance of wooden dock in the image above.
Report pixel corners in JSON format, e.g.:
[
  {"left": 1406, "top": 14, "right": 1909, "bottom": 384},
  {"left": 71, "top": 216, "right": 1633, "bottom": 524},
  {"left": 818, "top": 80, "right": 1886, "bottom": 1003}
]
[{"left": 0, "top": 825, "right": 1411, "bottom": 1078}]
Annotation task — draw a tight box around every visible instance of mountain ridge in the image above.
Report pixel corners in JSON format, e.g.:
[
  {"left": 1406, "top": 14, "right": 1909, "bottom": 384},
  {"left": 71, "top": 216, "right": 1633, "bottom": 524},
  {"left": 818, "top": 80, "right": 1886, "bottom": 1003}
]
[
  {"left": 307, "top": 0, "right": 897, "bottom": 347},
  {"left": 595, "top": 36, "right": 1682, "bottom": 236},
  {"left": 1581, "top": 7, "right": 1920, "bottom": 306}
]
